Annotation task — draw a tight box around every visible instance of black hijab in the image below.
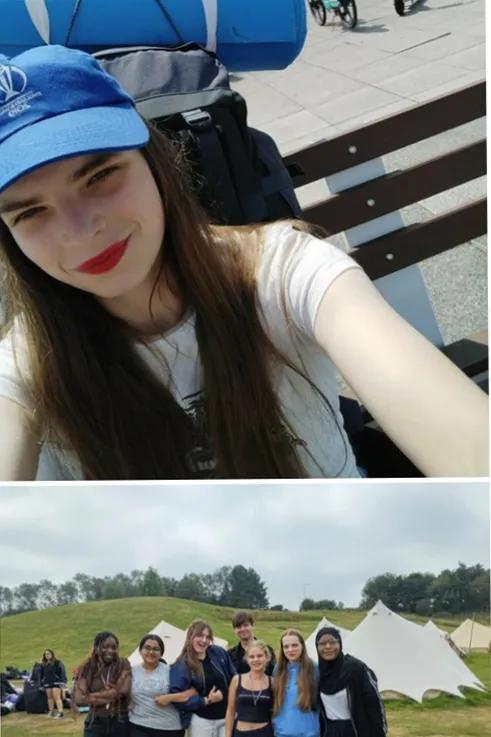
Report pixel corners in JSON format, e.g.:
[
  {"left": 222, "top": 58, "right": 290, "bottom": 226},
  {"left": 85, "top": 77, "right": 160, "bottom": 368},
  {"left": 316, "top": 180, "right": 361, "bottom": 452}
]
[{"left": 316, "top": 626, "right": 358, "bottom": 694}]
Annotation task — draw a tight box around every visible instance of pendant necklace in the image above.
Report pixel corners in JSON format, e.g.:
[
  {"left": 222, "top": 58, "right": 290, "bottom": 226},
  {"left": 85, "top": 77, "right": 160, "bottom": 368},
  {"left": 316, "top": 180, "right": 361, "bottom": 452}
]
[
  {"left": 250, "top": 676, "right": 265, "bottom": 706},
  {"left": 252, "top": 688, "right": 263, "bottom": 706}
]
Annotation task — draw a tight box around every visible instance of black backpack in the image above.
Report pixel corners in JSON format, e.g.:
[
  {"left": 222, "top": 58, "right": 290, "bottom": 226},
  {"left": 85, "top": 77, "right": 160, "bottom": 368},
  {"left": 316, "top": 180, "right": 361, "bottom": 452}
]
[{"left": 95, "top": 43, "right": 302, "bottom": 225}]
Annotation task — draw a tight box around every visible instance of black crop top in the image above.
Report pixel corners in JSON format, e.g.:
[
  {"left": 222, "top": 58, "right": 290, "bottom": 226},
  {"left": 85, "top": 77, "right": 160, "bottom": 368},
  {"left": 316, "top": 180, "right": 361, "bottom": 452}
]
[{"left": 236, "top": 675, "right": 273, "bottom": 723}]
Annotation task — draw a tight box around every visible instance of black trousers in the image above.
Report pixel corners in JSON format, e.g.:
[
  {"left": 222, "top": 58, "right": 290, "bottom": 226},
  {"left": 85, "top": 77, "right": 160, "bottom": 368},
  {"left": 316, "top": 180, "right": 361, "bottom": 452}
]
[
  {"left": 324, "top": 720, "right": 356, "bottom": 737},
  {"left": 129, "top": 724, "right": 185, "bottom": 737},
  {"left": 84, "top": 714, "right": 130, "bottom": 737}
]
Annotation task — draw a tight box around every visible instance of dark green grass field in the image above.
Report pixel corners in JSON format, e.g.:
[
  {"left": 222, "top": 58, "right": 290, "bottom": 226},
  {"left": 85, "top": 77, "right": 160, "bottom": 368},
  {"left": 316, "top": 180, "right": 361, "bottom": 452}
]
[{"left": 1, "top": 598, "right": 489, "bottom": 736}]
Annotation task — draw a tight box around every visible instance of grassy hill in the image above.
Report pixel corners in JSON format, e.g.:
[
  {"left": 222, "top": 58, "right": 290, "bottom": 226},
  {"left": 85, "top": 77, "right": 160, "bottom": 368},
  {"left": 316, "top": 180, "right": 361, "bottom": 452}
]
[
  {"left": 0, "top": 596, "right": 477, "bottom": 674},
  {"left": 1, "top": 599, "right": 489, "bottom": 737}
]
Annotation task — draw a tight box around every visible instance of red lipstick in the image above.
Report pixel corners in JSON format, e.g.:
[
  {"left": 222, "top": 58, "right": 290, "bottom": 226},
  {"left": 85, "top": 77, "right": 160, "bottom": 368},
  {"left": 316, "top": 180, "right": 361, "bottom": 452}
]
[{"left": 76, "top": 238, "right": 129, "bottom": 275}]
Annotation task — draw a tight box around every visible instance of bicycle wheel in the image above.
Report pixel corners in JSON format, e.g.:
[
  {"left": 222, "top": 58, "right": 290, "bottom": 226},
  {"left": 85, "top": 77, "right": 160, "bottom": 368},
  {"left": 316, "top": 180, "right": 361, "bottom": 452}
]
[
  {"left": 338, "top": 0, "right": 357, "bottom": 28},
  {"left": 394, "top": 0, "right": 405, "bottom": 15},
  {"left": 309, "top": 0, "right": 327, "bottom": 26}
]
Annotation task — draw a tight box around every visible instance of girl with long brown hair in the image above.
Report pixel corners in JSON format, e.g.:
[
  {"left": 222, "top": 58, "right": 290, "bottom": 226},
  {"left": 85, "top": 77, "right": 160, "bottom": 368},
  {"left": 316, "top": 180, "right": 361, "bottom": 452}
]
[
  {"left": 0, "top": 45, "right": 487, "bottom": 481},
  {"left": 272, "top": 629, "right": 319, "bottom": 737},
  {"left": 170, "top": 620, "right": 236, "bottom": 737},
  {"left": 39, "top": 648, "right": 67, "bottom": 719},
  {"left": 74, "top": 631, "right": 132, "bottom": 737}
]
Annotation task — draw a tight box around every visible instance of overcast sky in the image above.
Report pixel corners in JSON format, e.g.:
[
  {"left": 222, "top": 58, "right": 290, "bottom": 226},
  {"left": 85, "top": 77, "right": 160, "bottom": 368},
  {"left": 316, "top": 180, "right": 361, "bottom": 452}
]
[{"left": 0, "top": 482, "right": 488, "bottom": 609}]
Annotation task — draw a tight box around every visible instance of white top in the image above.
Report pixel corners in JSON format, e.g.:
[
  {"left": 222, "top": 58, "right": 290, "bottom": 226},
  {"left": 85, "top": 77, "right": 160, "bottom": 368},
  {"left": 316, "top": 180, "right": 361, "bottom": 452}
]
[
  {"left": 320, "top": 689, "right": 351, "bottom": 720},
  {"left": 0, "top": 223, "right": 361, "bottom": 480},
  {"left": 130, "top": 662, "right": 182, "bottom": 730}
]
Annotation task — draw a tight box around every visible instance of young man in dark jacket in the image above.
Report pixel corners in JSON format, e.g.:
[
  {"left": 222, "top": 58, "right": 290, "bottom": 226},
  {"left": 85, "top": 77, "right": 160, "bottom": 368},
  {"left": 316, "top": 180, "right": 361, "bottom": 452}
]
[{"left": 227, "top": 612, "right": 276, "bottom": 676}]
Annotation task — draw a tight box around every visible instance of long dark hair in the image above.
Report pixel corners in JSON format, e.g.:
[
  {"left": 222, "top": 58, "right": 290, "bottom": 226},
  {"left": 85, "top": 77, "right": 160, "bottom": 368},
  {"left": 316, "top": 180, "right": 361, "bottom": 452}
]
[
  {"left": 0, "top": 124, "right": 342, "bottom": 479},
  {"left": 75, "top": 631, "right": 127, "bottom": 722},
  {"left": 41, "top": 649, "right": 56, "bottom": 664},
  {"left": 77, "top": 631, "right": 125, "bottom": 692}
]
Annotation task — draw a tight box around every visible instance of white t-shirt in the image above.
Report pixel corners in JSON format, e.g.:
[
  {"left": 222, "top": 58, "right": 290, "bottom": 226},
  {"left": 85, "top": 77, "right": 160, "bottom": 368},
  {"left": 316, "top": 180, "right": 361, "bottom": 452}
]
[
  {"left": 320, "top": 689, "right": 351, "bottom": 720},
  {"left": 0, "top": 223, "right": 361, "bottom": 480},
  {"left": 130, "top": 662, "right": 182, "bottom": 730}
]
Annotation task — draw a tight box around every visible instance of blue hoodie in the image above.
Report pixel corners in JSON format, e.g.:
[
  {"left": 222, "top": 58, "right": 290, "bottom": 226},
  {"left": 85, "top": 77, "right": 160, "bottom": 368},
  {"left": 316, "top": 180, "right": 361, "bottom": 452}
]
[{"left": 273, "top": 662, "right": 320, "bottom": 737}]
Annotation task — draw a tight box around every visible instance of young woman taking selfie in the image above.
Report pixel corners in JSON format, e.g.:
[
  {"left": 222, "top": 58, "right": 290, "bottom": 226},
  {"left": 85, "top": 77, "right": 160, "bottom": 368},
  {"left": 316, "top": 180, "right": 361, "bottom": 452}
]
[{"left": 0, "top": 46, "right": 487, "bottom": 481}]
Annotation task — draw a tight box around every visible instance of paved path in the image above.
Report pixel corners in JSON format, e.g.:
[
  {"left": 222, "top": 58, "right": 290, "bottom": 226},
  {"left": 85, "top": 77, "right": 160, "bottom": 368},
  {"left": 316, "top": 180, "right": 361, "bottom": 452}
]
[{"left": 232, "top": 0, "right": 486, "bottom": 344}]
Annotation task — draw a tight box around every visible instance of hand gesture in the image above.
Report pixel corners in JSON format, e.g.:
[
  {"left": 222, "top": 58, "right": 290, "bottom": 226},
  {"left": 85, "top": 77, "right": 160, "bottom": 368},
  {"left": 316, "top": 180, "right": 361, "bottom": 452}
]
[{"left": 207, "top": 686, "right": 223, "bottom": 704}]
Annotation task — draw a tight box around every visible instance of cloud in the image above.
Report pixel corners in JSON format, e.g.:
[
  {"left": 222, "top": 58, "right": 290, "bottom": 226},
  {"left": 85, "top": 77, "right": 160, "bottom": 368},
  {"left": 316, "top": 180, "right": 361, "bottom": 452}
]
[{"left": 0, "top": 482, "right": 488, "bottom": 609}]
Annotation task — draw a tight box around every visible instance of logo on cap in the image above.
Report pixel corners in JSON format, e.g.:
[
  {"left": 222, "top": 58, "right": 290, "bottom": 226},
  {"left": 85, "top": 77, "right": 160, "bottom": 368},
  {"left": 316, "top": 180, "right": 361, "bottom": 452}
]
[
  {"left": 0, "top": 65, "right": 42, "bottom": 119},
  {"left": 0, "top": 65, "right": 27, "bottom": 102}
]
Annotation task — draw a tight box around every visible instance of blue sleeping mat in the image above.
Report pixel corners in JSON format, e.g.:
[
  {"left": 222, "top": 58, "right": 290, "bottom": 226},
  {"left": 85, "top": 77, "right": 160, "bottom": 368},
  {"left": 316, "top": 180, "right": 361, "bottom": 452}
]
[{"left": 0, "top": 0, "right": 307, "bottom": 71}]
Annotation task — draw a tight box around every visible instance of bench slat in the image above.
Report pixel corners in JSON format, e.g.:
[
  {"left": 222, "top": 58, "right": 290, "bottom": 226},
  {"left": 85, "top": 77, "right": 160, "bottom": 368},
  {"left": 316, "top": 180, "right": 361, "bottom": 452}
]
[
  {"left": 350, "top": 199, "right": 486, "bottom": 279},
  {"left": 302, "top": 140, "right": 486, "bottom": 235},
  {"left": 441, "top": 338, "right": 488, "bottom": 378},
  {"left": 284, "top": 81, "right": 485, "bottom": 188}
]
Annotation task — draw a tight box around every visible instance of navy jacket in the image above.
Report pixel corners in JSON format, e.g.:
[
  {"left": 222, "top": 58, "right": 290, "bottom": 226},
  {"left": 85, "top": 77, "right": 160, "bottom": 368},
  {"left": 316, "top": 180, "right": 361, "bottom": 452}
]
[{"left": 170, "top": 645, "right": 236, "bottom": 728}]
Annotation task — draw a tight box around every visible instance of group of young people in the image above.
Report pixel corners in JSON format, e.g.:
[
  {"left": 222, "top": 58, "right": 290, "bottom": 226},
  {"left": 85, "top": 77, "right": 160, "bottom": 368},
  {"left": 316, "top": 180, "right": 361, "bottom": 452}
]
[
  {"left": 59, "top": 612, "right": 387, "bottom": 737},
  {"left": 0, "top": 44, "right": 487, "bottom": 481}
]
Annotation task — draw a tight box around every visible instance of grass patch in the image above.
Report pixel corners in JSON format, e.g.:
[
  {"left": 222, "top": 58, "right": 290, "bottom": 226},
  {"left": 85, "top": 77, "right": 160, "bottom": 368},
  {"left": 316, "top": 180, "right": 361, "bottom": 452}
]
[
  {"left": 0, "top": 598, "right": 478, "bottom": 674},
  {"left": 1, "top": 600, "right": 488, "bottom": 737}
]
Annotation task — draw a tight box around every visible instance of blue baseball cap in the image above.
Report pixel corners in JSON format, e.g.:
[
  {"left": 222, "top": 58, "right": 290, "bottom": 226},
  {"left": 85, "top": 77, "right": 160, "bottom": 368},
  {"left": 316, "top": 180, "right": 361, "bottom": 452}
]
[{"left": 0, "top": 45, "right": 149, "bottom": 194}]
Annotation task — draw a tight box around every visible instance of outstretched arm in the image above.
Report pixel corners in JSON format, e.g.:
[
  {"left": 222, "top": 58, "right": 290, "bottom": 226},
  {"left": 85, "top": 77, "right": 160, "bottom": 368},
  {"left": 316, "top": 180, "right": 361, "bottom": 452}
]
[
  {"left": 314, "top": 268, "right": 488, "bottom": 477},
  {"left": 0, "top": 398, "right": 39, "bottom": 480}
]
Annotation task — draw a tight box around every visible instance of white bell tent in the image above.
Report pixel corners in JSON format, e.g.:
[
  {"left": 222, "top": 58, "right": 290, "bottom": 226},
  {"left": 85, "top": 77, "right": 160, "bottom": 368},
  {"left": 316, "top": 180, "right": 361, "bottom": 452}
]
[
  {"left": 343, "top": 601, "right": 484, "bottom": 702},
  {"left": 305, "top": 616, "right": 351, "bottom": 660},
  {"left": 424, "top": 619, "right": 448, "bottom": 637},
  {"left": 128, "top": 620, "right": 228, "bottom": 666},
  {"left": 450, "top": 619, "right": 491, "bottom": 652},
  {"left": 424, "top": 619, "right": 464, "bottom": 656}
]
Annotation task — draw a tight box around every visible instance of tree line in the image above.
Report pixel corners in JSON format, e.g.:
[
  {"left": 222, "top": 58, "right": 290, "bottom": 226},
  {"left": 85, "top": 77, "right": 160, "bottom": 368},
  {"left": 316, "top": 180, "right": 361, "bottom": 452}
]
[
  {"left": 360, "top": 563, "right": 490, "bottom": 615},
  {"left": 0, "top": 565, "right": 269, "bottom": 617},
  {"left": 2, "top": 562, "right": 487, "bottom": 618},
  {"left": 300, "top": 599, "right": 344, "bottom": 611}
]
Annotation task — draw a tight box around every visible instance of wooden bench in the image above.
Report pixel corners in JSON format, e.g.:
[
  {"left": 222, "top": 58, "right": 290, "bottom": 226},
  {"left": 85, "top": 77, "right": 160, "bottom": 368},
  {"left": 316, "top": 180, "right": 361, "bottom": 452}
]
[{"left": 283, "top": 81, "right": 487, "bottom": 475}]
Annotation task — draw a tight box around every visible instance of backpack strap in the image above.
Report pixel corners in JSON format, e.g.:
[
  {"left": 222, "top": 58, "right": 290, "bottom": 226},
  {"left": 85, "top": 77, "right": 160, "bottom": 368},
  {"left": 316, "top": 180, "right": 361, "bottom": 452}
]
[{"left": 182, "top": 109, "right": 244, "bottom": 223}]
